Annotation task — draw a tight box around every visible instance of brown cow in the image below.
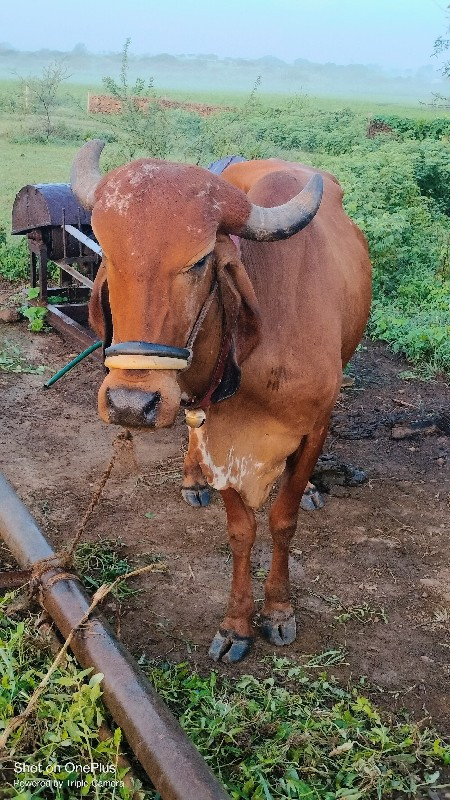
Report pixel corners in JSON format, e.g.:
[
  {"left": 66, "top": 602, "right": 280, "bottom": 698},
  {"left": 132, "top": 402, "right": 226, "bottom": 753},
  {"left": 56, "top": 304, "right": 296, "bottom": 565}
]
[{"left": 71, "top": 140, "right": 371, "bottom": 663}]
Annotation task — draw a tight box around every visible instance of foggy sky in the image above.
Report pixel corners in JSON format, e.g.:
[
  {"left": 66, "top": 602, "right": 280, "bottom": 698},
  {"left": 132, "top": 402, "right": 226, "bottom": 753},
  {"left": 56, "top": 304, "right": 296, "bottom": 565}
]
[{"left": 2, "top": 0, "right": 449, "bottom": 70}]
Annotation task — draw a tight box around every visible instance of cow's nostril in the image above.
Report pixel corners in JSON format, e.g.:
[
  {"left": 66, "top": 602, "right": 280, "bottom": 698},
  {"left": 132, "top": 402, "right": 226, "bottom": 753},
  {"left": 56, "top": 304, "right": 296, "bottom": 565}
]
[
  {"left": 142, "top": 392, "right": 161, "bottom": 422},
  {"left": 106, "top": 388, "right": 161, "bottom": 428}
]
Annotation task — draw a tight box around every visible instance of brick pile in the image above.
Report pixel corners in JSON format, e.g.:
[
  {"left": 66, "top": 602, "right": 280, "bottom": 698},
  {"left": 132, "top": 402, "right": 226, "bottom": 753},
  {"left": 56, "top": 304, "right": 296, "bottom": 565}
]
[{"left": 87, "top": 95, "right": 228, "bottom": 116}]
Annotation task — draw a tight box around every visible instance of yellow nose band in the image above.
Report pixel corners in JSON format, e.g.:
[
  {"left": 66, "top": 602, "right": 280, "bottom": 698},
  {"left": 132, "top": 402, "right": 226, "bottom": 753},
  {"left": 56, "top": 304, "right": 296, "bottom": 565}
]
[{"left": 104, "top": 354, "right": 189, "bottom": 370}]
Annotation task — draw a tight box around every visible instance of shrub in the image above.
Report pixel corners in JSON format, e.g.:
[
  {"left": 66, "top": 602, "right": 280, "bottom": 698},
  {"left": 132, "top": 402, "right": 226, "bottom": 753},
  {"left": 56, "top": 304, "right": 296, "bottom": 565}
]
[
  {"left": 0, "top": 231, "right": 29, "bottom": 281},
  {"left": 413, "top": 141, "right": 450, "bottom": 215},
  {"left": 10, "top": 121, "right": 85, "bottom": 145},
  {"left": 371, "top": 114, "right": 450, "bottom": 141},
  {"left": 311, "top": 141, "right": 450, "bottom": 373}
]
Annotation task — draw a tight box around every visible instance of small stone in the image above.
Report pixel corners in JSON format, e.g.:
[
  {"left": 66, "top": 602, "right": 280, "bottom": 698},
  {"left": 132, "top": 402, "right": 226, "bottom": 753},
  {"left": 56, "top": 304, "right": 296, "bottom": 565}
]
[
  {"left": 0, "top": 307, "right": 20, "bottom": 323},
  {"left": 437, "top": 457, "right": 445, "bottom": 467}
]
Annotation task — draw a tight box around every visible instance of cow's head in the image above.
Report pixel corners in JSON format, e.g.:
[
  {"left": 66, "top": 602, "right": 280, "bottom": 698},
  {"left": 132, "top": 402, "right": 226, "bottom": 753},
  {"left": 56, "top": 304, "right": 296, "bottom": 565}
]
[{"left": 71, "top": 140, "right": 323, "bottom": 430}]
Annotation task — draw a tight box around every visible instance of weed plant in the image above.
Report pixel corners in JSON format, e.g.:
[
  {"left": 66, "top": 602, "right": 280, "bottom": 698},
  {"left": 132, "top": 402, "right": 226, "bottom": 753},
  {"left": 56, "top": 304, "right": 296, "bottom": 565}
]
[
  {"left": 0, "top": 340, "right": 45, "bottom": 374},
  {"left": 0, "top": 227, "right": 28, "bottom": 282},
  {"left": 19, "top": 287, "right": 48, "bottom": 332},
  {"left": 0, "top": 597, "right": 146, "bottom": 799}
]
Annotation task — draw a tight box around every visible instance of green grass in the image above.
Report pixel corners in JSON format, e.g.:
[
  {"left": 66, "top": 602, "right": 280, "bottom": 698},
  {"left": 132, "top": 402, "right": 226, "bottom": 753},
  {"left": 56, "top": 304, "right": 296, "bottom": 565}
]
[
  {"left": 1, "top": 588, "right": 449, "bottom": 800},
  {"left": 0, "top": 339, "right": 45, "bottom": 374},
  {"left": 308, "top": 593, "right": 389, "bottom": 626},
  {"left": 74, "top": 538, "right": 166, "bottom": 601},
  {"left": 0, "top": 598, "right": 146, "bottom": 800},
  {"left": 147, "top": 657, "right": 450, "bottom": 800}
]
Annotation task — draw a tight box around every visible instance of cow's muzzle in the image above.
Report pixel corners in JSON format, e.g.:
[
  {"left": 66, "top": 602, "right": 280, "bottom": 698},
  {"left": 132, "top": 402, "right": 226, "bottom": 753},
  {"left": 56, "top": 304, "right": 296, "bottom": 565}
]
[{"left": 106, "top": 387, "right": 161, "bottom": 428}]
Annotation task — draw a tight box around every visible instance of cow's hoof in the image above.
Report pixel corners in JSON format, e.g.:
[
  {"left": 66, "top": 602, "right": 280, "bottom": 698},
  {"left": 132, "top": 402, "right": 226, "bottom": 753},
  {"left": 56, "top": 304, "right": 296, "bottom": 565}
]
[
  {"left": 260, "top": 613, "right": 297, "bottom": 646},
  {"left": 208, "top": 629, "right": 254, "bottom": 663},
  {"left": 181, "top": 485, "right": 211, "bottom": 507},
  {"left": 300, "top": 486, "right": 324, "bottom": 511}
]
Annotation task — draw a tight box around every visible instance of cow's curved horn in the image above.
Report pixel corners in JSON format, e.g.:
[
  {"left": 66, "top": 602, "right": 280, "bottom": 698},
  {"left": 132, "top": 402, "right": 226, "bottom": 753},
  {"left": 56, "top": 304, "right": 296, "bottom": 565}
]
[
  {"left": 238, "top": 172, "right": 323, "bottom": 242},
  {"left": 70, "top": 139, "right": 105, "bottom": 211}
]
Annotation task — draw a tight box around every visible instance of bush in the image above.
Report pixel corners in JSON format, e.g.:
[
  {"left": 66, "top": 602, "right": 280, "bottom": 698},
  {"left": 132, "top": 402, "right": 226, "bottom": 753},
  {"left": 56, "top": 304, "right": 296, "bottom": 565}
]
[
  {"left": 10, "top": 121, "right": 84, "bottom": 145},
  {"left": 100, "top": 38, "right": 168, "bottom": 169},
  {"left": 372, "top": 114, "right": 450, "bottom": 141},
  {"left": 413, "top": 141, "right": 450, "bottom": 215},
  {"left": 310, "top": 141, "right": 450, "bottom": 373},
  {"left": 0, "top": 231, "right": 29, "bottom": 281},
  {"left": 370, "top": 298, "right": 450, "bottom": 374},
  {"left": 82, "top": 129, "right": 118, "bottom": 144},
  {"left": 203, "top": 104, "right": 366, "bottom": 159}
]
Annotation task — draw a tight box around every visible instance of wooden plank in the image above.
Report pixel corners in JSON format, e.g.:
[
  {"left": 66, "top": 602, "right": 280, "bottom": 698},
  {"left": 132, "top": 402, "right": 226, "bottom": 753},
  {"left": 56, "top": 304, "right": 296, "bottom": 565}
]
[
  {"left": 53, "top": 259, "right": 94, "bottom": 289},
  {"left": 46, "top": 306, "right": 100, "bottom": 353},
  {"left": 59, "top": 303, "right": 89, "bottom": 324}
]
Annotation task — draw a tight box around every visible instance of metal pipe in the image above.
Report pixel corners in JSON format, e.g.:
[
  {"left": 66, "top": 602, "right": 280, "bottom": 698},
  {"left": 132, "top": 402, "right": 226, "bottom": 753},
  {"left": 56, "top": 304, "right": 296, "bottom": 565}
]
[
  {"left": 0, "top": 474, "right": 230, "bottom": 800},
  {"left": 43, "top": 341, "right": 102, "bottom": 388},
  {"left": 64, "top": 224, "right": 102, "bottom": 256},
  {"left": 0, "top": 569, "right": 32, "bottom": 590}
]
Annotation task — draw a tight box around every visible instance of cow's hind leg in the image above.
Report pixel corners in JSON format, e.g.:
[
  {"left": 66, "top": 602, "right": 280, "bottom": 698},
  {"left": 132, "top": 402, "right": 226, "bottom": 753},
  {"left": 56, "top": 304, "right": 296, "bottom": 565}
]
[
  {"left": 181, "top": 430, "right": 211, "bottom": 507},
  {"left": 300, "top": 481, "right": 324, "bottom": 511},
  {"left": 209, "top": 487, "right": 256, "bottom": 663},
  {"left": 261, "top": 426, "right": 329, "bottom": 646}
]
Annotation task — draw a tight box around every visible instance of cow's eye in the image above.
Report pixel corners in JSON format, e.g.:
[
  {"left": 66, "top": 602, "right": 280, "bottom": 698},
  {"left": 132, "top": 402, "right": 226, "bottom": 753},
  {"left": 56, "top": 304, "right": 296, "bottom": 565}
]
[{"left": 188, "top": 252, "right": 211, "bottom": 274}]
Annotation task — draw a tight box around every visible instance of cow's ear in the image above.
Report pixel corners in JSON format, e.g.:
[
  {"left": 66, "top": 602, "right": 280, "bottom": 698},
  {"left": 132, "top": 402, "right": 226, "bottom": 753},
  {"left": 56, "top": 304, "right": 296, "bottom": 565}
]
[
  {"left": 214, "top": 235, "right": 261, "bottom": 364},
  {"left": 89, "top": 265, "right": 112, "bottom": 350}
]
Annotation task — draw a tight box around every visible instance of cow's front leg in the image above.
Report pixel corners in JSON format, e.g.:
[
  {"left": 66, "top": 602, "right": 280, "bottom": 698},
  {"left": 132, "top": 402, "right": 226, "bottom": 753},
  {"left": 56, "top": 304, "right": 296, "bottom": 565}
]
[
  {"left": 261, "top": 426, "right": 329, "bottom": 646},
  {"left": 181, "top": 429, "right": 211, "bottom": 507},
  {"left": 209, "top": 487, "right": 256, "bottom": 663},
  {"left": 261, "top": 508, "right": 298, "bottom": 646}
]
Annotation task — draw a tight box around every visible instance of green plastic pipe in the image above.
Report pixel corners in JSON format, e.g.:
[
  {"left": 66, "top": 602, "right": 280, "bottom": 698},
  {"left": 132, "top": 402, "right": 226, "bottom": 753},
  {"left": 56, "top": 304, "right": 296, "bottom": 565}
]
[{"left": 43, "top": 340, "right": 102, "bottom": 388}]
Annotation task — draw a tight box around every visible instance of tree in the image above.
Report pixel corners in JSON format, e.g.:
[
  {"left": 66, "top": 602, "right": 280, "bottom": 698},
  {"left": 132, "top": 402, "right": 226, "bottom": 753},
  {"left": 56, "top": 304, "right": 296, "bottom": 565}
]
[
  {"left": 101, "top": 38, "right": 168, "bottom": 165},
  {"left": 19, "top": 60, "right": 71, "bottom": 140},
  {"left": 432, "top": 5, "right": 450, "bottom": 106}
]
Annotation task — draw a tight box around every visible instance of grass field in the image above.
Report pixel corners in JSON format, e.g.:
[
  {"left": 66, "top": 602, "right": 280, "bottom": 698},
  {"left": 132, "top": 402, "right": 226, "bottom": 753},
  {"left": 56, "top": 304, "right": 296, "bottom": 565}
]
[
  {"left": 1, "top": 75, "right": 449, "bottom": 373},
  {"left": 0, "top": 78, "right": 448, "bottom": 230}
]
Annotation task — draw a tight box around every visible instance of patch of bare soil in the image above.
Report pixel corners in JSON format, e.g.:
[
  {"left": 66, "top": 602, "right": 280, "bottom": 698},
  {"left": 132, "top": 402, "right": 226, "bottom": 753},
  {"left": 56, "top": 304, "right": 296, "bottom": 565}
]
[{"left": 0, "top": 318, "right": 449, "bottom": 733}]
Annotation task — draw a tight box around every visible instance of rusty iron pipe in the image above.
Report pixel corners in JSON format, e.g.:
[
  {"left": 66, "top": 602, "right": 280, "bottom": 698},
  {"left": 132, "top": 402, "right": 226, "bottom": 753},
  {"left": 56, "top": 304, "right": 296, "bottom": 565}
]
[
  {"left": 0, "top": 474, "right": 230, "bottom": 800},
  {"left": 0, "top": 569, "right": 32, "bottom": 590}
]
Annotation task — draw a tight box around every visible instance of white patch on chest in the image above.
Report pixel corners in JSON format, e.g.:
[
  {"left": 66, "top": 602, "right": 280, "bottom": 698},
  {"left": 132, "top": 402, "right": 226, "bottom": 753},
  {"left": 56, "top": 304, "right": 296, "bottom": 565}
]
[{"left": 197, "top": 434, "right": 264, "bottom": 493}]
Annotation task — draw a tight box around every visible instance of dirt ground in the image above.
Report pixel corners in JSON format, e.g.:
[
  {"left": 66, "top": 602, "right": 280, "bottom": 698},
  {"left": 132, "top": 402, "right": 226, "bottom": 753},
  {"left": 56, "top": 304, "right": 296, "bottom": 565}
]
[{"left": 0, "top": 307, "right": 449, "bottom": 734}]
